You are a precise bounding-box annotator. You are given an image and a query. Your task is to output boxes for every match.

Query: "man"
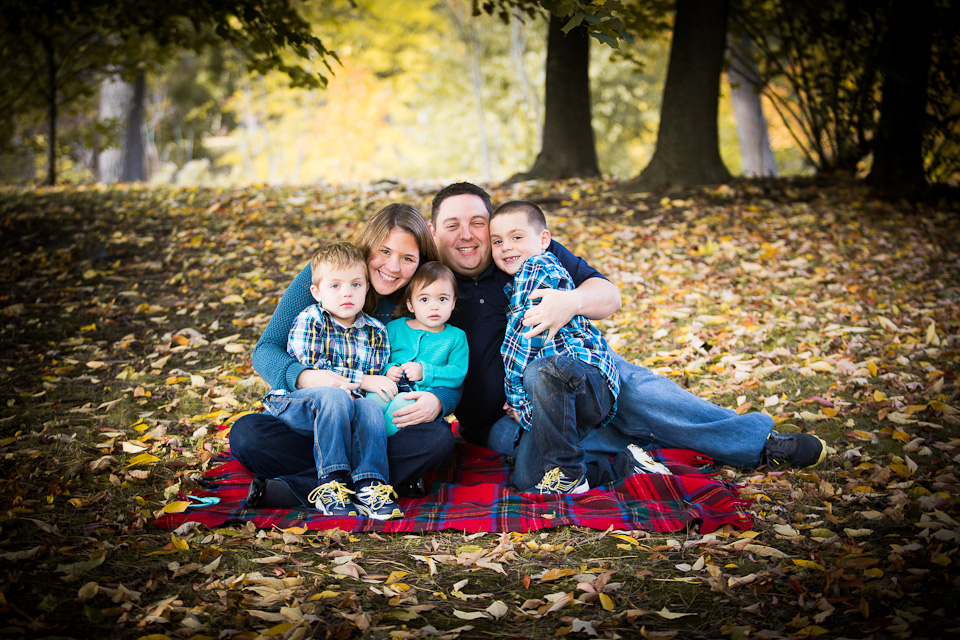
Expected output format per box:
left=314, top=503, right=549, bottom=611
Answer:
left=428, top=182, right=826, bottom=470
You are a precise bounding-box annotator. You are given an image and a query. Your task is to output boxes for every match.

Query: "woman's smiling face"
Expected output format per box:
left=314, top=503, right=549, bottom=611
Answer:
left=367, top=227, right=420, bottom=296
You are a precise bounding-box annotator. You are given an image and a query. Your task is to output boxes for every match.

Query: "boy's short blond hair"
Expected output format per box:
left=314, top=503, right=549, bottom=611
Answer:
left=310, top=242, right=367, bottom=287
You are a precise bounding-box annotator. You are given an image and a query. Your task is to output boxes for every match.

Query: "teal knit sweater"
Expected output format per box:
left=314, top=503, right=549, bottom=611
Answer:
left=385, top=319, right=469, bottom=390
left=251, top=262, right=462, bottom=415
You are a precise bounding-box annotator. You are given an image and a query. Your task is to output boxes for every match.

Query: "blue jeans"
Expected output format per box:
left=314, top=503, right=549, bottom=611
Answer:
left=230, top=410, right=455, bottom=508
left=511, top=356, right=614, bottom=492
left=489, top=354, right=774, bottom=470
left=263, top=386, right=388, bottom=484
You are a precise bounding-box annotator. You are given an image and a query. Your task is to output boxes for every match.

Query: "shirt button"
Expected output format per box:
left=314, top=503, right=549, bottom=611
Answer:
left=479, top=299, right=484, bottom=304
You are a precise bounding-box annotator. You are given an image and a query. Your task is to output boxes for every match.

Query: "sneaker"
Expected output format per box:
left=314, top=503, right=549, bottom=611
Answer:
left=307, top=480, right=357, bottom=517
left=626, top=444, right=671, bottom=475
left=533, top=467, right=589, bottom=494
left=354, top=482, right=403, bottom=520
left=761, top=431, right=827, bottom=469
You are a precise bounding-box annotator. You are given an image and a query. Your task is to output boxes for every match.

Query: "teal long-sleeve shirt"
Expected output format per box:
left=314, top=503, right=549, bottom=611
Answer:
left=385, top=318, right=469, bottom=391
left=251, top=262, right=462, bottom=415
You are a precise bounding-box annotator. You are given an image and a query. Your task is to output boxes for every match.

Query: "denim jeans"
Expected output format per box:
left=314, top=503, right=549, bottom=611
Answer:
left=510, top=356, right=614, bottom=492
left=230, top=410, right=455, bottom=508
left=263, top=386, right=388, bottom=484
left=489, top=354, right=774, bottom=471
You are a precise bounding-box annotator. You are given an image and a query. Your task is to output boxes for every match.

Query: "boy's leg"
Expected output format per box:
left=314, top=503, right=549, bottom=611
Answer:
left=510, top=356, right=613, bottom=492
left=348, top=396, right=391, bottom=485
left=579, top=354, right=774, bottom=468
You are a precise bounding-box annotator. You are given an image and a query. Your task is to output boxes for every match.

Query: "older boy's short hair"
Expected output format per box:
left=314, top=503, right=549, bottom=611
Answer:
left=310, top=242, right=367, bottom=287
left=491, top=200, right=547, bottom=232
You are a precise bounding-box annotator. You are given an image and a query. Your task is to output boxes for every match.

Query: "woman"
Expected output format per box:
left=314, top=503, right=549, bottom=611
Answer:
left=230, top=203, right=458, bottom=508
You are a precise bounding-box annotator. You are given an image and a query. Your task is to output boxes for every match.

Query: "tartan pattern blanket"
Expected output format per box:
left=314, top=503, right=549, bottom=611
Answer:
left=155, top=443, right=752, bottom=534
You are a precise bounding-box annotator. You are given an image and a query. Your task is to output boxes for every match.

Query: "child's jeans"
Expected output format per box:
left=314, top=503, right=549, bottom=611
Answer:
left=368, top=391, right=419, bottom=437
left=511, top=355, right=614, bottom=492
left=263, top=386, right=389, bottom=485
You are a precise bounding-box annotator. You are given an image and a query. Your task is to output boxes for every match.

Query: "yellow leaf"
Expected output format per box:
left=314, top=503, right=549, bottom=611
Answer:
left=540, top=568, right=577, bottom=582
left=171, top=534, right=190, bottom=551
left=864, top=568, right=884, bottom=577
left=809, top=360, right=833, bottom=372
left=874, top=390, right=887, bottom=402
left=162, top=501, right=190, bottom=514
left=220, top=294, right=245, bottom=304
left=797, top=626, right=828, bottom=637
left=925, top=321, right=939, bottom=346
left=386, top=571, right=409, bottom=584
left=80, top=323, right=97, bottom=331
left=867, top=361, right=878, bottom=377
left=599, top=593, right=615, bottom=611
left=86, top=361, right=106, bottom=369
left=737, top=530, right=761, bottom=539
left=126, top=453, right=160, bottom=467
left=610, top=534, right=639, bottom=546
left=190, top=375, right=205, bottom=387
left=792, top=559, right=826, bottom=571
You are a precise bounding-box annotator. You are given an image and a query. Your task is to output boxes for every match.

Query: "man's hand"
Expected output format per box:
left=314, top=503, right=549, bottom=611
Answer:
left=400, top=361, right=424, bottom=382
left=297, top=368, right=361, bottom=392
left=521, top=288, right=579, bottom=343
left=384, top=366, right=403, bottom=383
left=503, top=402, right=520, bottom=424
left=391, top=391, right=442, bottom=428
left=360, top=375, right=398, bottom=402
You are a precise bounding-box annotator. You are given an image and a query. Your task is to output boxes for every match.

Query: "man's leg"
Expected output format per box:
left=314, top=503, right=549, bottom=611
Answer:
left=349, top=397, right=390, bottom=485
left=580, top=354, right=774, bottom=468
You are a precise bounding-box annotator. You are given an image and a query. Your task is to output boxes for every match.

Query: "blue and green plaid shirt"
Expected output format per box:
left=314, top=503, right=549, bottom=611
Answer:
left=502, top=252, right=620, bottom=432
left=286, top=303, right=389, bottom=385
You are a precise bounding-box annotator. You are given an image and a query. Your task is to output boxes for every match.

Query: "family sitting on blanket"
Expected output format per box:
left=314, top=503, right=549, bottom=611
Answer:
left=231, top=183, right=828, bottom=516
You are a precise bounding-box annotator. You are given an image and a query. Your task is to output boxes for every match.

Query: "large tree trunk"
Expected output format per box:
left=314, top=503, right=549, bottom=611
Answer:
left=727, top=35, right=777, bottom=177
left=509, top=15, right=599, bottom=182
left=631, top=0, right=731, bottom=191
left=868, top=0, right=933, bottom=197
left=99, top=72, right=146, bottom=183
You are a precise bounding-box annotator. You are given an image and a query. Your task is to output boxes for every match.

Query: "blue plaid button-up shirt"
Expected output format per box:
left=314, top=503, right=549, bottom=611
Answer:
left=286, top=303, right=389, bottom=384
left=501, top=252, right=620, bottom=433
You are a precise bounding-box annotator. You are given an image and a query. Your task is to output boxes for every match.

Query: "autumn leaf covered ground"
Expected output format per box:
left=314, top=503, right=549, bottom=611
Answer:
left=1, top=179, right=959, bottom=640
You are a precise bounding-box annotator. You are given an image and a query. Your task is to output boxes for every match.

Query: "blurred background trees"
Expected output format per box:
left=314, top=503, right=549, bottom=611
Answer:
left=1, top=0, right=956, bottom=193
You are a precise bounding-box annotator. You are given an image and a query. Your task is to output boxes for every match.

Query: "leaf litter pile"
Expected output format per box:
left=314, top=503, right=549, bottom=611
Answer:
left=0, top=180, right=958, bottom=640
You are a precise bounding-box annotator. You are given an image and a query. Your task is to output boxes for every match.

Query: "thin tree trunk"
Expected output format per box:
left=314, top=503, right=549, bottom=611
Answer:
left=100, top=72, right=145, bottom=183
left=727, top=35, right=777, bottom=177
left=44, top=37, right=57, bottom=186
left=448, top=1, right=491, bottom=180
left=632, top=0, right=732, bottom=191
left=510, top=15, right=599, bottom=182
left=121, top=73, right=146, bottom=182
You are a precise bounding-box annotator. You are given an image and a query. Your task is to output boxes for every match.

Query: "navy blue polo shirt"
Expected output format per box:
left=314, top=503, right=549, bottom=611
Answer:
left=448, top=240, right=607, bottom=447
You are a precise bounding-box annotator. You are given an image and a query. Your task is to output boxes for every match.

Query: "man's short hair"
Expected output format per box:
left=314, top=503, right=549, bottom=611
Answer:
left=310, top=242, right=367, bottom=287
left=430, top=182, right=493, bottom=224
left=490, top=200, right=547, bottom=233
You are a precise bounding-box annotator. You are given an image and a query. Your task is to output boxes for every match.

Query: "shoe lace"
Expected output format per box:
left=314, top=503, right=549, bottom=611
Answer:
left=357, top=483, right=397, bottom=510
left=307, top=481, right=354, bottom=507
left=761, top=433, right=794, bottom=466
left=536, top=467, right=581, bottom=493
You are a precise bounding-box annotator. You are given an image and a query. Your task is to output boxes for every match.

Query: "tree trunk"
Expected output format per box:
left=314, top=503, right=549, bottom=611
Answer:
left=631, top=0, right=732, bottom=191
left=99, top=72, right=146, bottom=183
left=509, top=15, right=599, bottom=182
left=727, top=35, right=777, bottom=177
left=868, top=0, right=933, bottom=197
left=43, top=36, right=57, bottom=186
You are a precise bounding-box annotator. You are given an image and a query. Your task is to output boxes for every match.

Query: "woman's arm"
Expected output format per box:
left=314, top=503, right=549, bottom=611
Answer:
left=251, top=263, right=316, bottom=391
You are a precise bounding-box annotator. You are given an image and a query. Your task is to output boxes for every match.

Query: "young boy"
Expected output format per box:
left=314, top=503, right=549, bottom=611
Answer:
left=261, top=242, right=402, bottom=520
left=489, top=200, right=621, bottom=494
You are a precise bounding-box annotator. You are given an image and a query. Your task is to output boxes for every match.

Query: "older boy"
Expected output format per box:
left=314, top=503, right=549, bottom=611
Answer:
left=261, top=242, right=402, bottom=520
left=490, top=200, right=622, bottom=493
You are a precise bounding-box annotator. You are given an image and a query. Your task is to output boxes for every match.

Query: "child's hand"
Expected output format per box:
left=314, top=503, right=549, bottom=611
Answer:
left=297, top=368, right=361, bottom=392
left=503, top=402, right=520, bottom=424
left=400, top=362, right=423, bottom=382
left=385, top=366, right=403, bottom=382
left=361, top=375, right=398, bottom=402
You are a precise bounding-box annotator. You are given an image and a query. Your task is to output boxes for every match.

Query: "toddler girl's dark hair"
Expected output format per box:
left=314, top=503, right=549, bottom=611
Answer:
left=394, top=261, right=458, bottom=318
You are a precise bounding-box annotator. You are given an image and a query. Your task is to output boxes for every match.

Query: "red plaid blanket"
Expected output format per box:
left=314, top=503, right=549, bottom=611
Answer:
left=155, top=443, right=751, bottom=534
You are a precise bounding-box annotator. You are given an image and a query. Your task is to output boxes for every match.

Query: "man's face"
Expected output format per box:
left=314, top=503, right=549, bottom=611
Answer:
left=430, top=194, right=491, bottom=278
left=489, top=212, right=551, bottom=276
